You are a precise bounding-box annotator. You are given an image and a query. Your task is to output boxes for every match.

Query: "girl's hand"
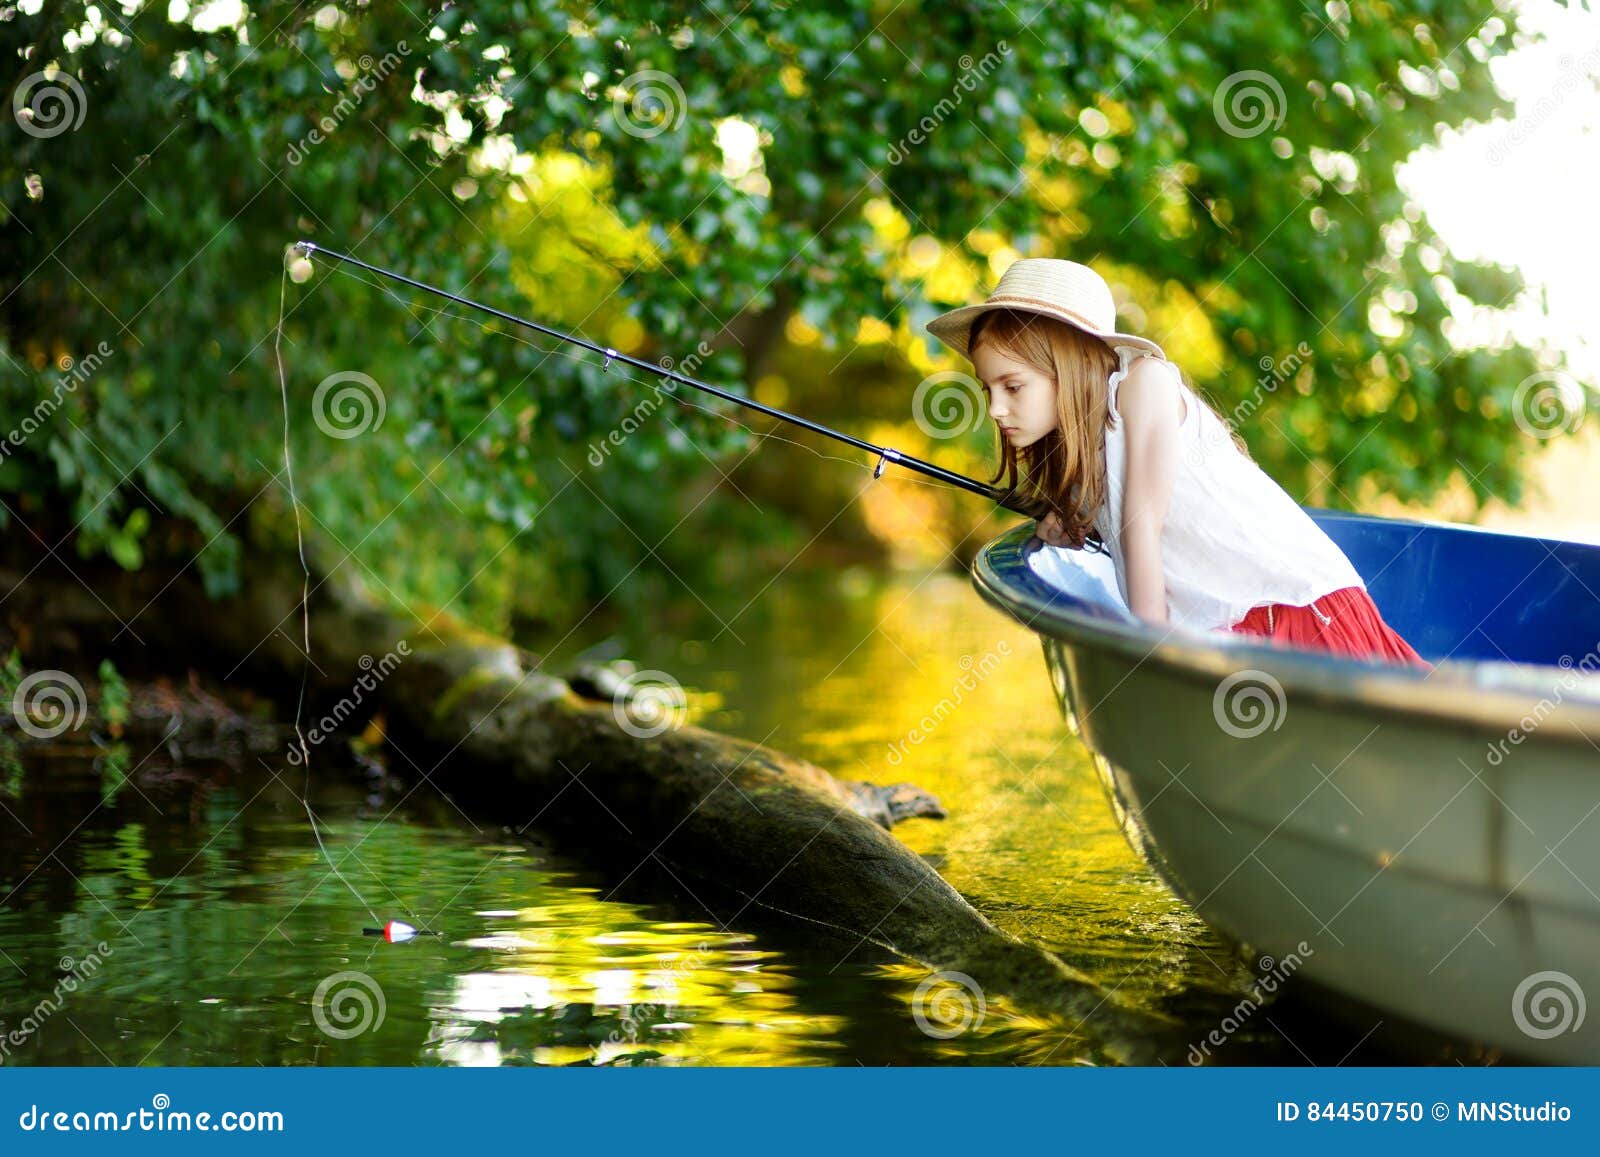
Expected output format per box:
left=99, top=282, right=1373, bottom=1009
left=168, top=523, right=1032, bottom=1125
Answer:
left=1035, top=512, right=1075, bottom=548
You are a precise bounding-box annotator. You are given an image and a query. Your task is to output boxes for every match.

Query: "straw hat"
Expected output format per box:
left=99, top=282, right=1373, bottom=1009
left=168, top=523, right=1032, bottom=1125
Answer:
left=925, top=258, right=1165, bottom=362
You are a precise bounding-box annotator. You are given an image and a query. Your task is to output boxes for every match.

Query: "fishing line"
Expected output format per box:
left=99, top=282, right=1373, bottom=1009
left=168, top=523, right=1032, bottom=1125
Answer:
left=268, top=243, right=1043, bottom=938
left=274, top=260, right=408, bottom=932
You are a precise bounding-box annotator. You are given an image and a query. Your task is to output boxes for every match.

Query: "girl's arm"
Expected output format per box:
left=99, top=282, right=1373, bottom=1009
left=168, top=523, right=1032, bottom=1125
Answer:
left=1117, top=359, right=1185, bottom=625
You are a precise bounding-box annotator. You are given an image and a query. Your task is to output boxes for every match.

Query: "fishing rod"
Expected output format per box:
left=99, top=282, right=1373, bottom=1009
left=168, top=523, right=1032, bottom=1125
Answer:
left=292, top=241, right=1052, bottom=520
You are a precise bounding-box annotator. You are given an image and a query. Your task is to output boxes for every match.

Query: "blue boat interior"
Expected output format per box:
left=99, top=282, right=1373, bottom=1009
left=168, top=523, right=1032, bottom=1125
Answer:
left=1309, top=509, right=1600, bottom=668
left=1010, top=509, right=1600, bottom=669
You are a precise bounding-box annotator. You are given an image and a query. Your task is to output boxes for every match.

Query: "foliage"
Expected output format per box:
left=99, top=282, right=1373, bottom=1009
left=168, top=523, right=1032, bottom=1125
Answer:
left=0, top=0, right=1576, bottom=633
left=96, top=657, right=128, bottom=735
left=0, top=649, right=20, bottom=794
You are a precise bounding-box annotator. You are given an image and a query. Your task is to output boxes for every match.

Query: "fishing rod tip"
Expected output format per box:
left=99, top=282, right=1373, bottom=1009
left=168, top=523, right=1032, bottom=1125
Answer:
left=292, top=239, right=318, bottom=256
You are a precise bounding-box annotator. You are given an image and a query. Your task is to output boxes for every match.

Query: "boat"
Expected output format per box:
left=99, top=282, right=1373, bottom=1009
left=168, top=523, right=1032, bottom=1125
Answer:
left=970, top=506, right=1600, bottom=1063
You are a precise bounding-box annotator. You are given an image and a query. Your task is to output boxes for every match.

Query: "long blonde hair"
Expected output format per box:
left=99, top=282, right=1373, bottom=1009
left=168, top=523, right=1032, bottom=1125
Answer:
left=972, top=308, right=1248, bottom=550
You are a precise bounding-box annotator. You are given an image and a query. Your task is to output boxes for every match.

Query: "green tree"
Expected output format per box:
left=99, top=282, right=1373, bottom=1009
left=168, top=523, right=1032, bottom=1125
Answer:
left=1, top=0, right=1574, bottom=633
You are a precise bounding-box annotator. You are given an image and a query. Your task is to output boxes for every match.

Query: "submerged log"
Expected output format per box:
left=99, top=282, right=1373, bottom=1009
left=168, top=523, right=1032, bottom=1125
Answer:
left=3, top=520, right=1186, bottom=1062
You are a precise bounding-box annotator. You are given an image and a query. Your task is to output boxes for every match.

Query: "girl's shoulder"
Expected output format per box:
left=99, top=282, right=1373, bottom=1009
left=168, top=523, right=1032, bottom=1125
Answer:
left=1107, top=345, right=1189, bottom=423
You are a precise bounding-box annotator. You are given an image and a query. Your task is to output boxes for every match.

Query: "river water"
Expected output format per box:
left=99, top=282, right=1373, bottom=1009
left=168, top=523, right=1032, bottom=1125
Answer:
left=0, top=564, right=1438, bottom=1066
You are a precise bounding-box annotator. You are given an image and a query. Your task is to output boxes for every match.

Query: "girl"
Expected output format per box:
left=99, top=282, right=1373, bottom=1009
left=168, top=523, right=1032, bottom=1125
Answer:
left=925, top=258, right=1430, bottom=668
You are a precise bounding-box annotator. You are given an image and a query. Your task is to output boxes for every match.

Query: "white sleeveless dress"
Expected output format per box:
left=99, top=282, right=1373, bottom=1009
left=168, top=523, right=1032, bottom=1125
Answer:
left=1093, top=344, right=1367, bottom=633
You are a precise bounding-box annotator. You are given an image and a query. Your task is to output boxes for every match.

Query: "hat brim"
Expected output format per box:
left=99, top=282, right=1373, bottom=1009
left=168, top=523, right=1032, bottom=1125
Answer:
left=925, top=301, right=1164, bottom=363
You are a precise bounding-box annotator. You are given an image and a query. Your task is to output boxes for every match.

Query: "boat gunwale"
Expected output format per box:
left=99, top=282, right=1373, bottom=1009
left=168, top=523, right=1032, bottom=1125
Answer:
left=970, top=515, right=1600, bottom=746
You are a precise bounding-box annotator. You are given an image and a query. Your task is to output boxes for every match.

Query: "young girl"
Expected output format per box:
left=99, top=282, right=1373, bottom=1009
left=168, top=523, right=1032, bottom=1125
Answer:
left=925, top=258, right=1430, bottom=668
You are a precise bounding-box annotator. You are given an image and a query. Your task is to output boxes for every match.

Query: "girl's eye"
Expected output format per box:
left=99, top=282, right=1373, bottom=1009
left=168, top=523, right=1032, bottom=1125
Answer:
left=1004, top=384, right=1020, bottom=394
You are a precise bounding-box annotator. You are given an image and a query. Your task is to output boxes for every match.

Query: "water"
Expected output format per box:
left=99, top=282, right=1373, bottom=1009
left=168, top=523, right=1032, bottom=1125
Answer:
left=0, top=565, right=1407, bottom=1066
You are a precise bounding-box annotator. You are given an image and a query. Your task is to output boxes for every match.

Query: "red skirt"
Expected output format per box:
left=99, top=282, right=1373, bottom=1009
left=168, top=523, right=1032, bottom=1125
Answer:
left=1218, top=585, right=1432, bottom=669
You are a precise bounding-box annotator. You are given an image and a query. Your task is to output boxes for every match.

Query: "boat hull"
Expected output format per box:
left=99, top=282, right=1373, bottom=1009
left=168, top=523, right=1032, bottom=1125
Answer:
left=973, top=510, right=1600, bottom=1063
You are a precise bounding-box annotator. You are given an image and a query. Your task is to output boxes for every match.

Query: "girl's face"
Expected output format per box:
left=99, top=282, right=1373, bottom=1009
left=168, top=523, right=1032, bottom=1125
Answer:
left=972, top=338, right=1058, bottom=449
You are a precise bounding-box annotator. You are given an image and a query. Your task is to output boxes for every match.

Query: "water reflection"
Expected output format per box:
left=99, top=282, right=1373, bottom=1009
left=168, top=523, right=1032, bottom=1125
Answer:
left=0, top=563, right=1396, bottom=1065
left=549, top=568, right=1243, bottom=1009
